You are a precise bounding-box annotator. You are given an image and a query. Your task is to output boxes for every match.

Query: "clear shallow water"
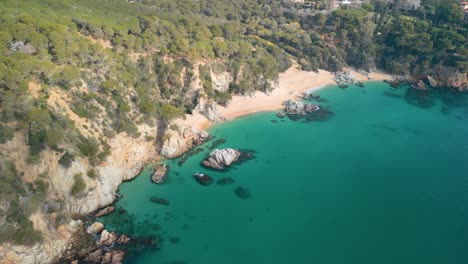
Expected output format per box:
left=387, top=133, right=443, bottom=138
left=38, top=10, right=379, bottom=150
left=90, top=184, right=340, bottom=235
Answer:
left=101, top=82, right=468, bottom=264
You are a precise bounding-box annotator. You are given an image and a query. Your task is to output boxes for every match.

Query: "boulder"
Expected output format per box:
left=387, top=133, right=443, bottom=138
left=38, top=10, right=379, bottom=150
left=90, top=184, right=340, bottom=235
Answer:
left=283, top=100, right=319, bottom=116
left=151, top=164, right=169, bottom=184
left=10, top=41, right=38, bottom=54
left=193, top=173, right=213, bottom=186
left=201, top=148, right=252, bottom=170
left=412, top=80, right=426, bottom=90
left=86, top=222, right=105, bottom=235
left=333, top=70, right=356, bottom=86
left=160, top=135, right=183, bottom=158
left=426, top=76, right=439, bottom=87
left=276, top=112, right=286, bottom=118
left=150, top=196, right=170, bottom=205
left=95, top=206, right=114, bottom=217
left=85, top=248, right=102, bottom=263
left=201, top=102, right=220, bottom=122
left=99, top=230, right=117, bottom=246
left=111, top=249, right=126, bottom=264
left=116, top=234, right=131, bottom=244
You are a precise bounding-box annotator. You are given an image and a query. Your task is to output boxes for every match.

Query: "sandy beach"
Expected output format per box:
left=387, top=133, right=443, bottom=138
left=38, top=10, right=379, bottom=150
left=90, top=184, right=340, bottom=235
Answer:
left=178, top=67, right=392, bottom=130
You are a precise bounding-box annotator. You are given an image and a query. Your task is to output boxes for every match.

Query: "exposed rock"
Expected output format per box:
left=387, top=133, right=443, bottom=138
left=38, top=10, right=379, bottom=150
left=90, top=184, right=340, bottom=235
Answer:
left=9, top=41, right=38, bottom=54
left=193, top=173, right=213, bottom=186
left=412, top=80, right=426, bottom=90
left=333, top=70, right=356, bottom=86
left=116, top=234, right=131, bottom=245
left=101, top=252, right=113, bottom=264
left=99, top=230, right=117, bottom=246
left=201, top=102, right=220, bottom=122
left=151, top=164, right=169, bottom=184
left=86, top=222, right=105, bottom=235
left=384, top=76, right=407, bottom=88
left=429, top=67, right=468, bottom=92
left=150, top=196, right=170, bottom=205
left=161, top=134, right=183, bottom=158
left=283, top=100, right=320, bottom=116
left=192, top=131, right=211, bottom=146
left=235, top=186, right=252, bottom=200
left=201, top=148, right=252, bottom=170
left=95, top=206, right=115, bottom=217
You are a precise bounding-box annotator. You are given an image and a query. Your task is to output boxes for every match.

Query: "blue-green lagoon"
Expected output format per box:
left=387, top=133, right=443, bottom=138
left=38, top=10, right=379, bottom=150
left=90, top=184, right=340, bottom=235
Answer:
left=101, top=82, right=468, bottom=263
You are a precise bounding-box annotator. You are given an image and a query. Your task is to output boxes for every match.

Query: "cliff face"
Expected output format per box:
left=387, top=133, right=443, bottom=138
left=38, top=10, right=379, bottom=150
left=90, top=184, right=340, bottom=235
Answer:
left=0, top=61, right=235, bottom=263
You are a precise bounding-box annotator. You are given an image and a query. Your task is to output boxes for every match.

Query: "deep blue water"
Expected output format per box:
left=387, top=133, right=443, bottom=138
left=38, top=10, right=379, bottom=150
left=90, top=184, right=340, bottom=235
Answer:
left=101, top=82, right=468, bottom=264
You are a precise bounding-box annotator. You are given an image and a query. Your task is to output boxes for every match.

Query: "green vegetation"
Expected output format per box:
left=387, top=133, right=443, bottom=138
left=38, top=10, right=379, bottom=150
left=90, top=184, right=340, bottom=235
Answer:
left=0, top=162, right=45, bottom=245
left=0, top=0, right=465, bottom=246
left=70, top=173, right=86, bottom=197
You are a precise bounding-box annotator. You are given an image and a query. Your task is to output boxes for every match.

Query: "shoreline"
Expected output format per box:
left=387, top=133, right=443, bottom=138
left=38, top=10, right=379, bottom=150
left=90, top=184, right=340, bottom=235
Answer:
left=179, top=67, right=392, bottom=130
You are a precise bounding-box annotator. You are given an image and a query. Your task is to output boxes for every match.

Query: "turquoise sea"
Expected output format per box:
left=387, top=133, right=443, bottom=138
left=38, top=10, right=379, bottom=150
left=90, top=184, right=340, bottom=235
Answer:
left=100, top=82, right=468, bottom=264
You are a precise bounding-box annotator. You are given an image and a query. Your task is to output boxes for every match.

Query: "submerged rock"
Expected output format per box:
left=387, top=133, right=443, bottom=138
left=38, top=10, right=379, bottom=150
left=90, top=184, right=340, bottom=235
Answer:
left=235, top=187, right=252, bottom=200
left=201, top=148, right=253, bottom=170
left=333, top=70, right=356, bottom=86
left=151, top=164, right=169, bottom=184
left=193, top=173, right=213, bottom=186
left=216, top=177, right=235, bottom=185
left=150, top=196, right=170, bottom=205
left=276, top=111, right=286, bottom=118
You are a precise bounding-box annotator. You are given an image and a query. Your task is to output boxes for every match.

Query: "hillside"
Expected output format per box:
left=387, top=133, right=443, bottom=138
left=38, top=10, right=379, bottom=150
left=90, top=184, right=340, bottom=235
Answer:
left=0, top=0, right=466, bottom=262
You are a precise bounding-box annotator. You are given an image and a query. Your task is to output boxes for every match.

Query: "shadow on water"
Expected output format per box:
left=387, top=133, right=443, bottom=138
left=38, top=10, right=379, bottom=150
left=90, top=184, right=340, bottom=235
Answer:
left=404, top=88, right=436, bottom=109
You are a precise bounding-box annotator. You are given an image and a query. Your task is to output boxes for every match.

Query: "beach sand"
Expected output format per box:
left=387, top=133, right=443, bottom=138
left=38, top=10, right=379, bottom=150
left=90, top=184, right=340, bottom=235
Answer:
left=177, top=67, right=392, bottom=130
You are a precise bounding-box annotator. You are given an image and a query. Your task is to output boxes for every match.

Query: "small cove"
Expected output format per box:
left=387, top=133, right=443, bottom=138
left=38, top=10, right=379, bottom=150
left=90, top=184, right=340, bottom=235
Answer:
left=100, top=82, right=468, bottom=264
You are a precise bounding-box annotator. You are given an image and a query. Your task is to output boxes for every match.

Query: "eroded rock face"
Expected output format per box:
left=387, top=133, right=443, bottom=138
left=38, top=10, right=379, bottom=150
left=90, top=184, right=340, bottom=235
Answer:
left=151, top=164, right=169, bottom=184
left=99, top=230, right=117, bottom=246
left=201, top=148, right=252, bottom=170
left=161, top=135, right=183, bottom=158
left=86, top=222, right=105, bottom=235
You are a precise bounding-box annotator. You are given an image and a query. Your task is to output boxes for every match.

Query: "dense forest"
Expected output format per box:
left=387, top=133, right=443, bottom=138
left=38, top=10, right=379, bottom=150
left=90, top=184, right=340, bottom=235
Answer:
left=0, top=0, right=466, bottom=245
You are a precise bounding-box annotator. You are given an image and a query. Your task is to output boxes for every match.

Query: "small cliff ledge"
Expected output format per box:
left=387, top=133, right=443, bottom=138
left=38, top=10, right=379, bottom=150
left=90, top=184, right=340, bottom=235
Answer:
left=201, top=148, right=253, bottom=170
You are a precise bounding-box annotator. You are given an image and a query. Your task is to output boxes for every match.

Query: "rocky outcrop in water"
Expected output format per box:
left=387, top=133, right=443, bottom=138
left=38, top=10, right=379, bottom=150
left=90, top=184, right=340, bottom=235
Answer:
left=193, top=173, right=213, bottom=186
left=94, top=206, right=115, bottom=217
left=333, top=70, right=356, bottom=87
left=201, top=148, right=252, bottom=170
left=151, top=164, right=169, bottom=184
left=384, top=76, right=407, bottom=88
left=412, top=80, right=426, bottom=90
left=426, top=67, right=468, bottom=92
left=283, top=100, right=320, bottom=116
